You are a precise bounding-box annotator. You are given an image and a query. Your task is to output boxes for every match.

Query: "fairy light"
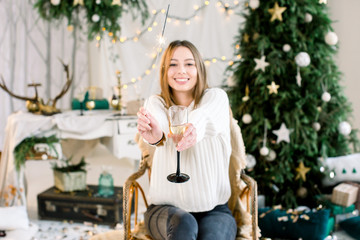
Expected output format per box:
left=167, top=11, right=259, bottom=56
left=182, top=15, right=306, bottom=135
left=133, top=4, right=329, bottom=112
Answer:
left=96, top=35, right=101, bottom=41
left=108, top=32, right=113, bottom=37
left=107, top=0, right=240, bottom=89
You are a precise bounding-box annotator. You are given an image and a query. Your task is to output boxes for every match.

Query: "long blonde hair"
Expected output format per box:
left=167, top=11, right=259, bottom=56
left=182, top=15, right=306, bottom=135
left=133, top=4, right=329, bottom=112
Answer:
left=159, top=40, right=208, bottom=108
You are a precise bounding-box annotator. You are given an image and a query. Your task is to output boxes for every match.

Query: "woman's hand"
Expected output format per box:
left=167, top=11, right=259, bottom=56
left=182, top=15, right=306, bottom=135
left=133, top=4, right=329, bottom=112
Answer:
left=169, top=123, right=197, bottom=151
left=137, top=107, right=163, bottom=144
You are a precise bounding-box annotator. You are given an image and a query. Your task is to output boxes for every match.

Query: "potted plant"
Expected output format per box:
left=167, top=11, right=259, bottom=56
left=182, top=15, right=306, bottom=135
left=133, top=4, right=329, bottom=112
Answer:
left=51, top=157, right=87, bottom=192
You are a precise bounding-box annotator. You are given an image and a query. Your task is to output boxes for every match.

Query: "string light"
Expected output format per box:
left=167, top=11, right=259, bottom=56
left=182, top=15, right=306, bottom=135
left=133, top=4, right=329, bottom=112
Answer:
left=110, top=1, right=240, bottom=88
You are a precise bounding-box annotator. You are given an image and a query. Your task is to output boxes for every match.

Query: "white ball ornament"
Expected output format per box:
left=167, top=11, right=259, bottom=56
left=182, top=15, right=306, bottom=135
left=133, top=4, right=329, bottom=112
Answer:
left=92, top=14, right=100, bottom=22
left=242, top=114, right=252, bottom=124
left=305, top=13, right=313, bottom=23
left=312, top=122, right=321, bottom=132
left=325, top=31, right=338, bottom=46
left=249, top=0, right=260, bottom=9
left=51, top=0, right=61, bottom=5
left=283, top=44, right=291, bottom=52
left=260, top=147, right=269, bottom=156
left=338, top=121, right=352, bottom=136
left=246, top=154, right=257, bottom=169
left=96, top=0, right=101, bottom=4
left=295, top=52, right=311, bottom=67
left=265, top=149, right=277, bottom=162
left=321, top=91, right=331, bottom=102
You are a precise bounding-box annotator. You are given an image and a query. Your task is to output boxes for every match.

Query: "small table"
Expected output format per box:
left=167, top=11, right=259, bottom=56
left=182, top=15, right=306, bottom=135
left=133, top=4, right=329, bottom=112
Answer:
left=37, top=185, right=127, bottom=226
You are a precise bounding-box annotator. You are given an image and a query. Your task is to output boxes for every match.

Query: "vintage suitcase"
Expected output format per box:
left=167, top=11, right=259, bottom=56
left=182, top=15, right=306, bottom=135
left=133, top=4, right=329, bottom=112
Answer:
left=37, top=185, right=130, bottom=225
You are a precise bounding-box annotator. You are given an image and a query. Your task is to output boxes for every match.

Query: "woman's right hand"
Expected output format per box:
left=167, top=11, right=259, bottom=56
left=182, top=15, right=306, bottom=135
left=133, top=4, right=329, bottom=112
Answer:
left=137, top=107, right=163, bottom=144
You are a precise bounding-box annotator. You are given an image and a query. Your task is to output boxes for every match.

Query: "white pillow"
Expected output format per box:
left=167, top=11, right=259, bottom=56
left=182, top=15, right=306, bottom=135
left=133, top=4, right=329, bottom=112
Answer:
left=0, top=206, right=29, bottom=230
left=322, top=153, right=360, bottom=187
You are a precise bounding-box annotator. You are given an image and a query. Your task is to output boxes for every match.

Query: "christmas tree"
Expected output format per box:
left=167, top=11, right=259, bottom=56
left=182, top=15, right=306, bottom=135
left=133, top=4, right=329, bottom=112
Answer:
left=226, top=0, right=359, bottom=208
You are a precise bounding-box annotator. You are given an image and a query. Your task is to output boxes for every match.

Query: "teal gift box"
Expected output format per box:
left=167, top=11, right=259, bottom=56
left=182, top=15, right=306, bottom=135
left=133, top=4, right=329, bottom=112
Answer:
left=72, top=91, right=109, bottom=110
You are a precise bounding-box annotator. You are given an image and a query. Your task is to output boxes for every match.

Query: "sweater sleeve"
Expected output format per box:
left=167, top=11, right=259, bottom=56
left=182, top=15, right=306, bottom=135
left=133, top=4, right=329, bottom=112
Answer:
left=189, top=88, right=230, bottom=144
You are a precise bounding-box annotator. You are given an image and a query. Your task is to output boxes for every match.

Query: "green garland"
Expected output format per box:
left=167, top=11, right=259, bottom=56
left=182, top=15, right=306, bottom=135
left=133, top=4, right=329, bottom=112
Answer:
left=14, top=135, right=59, bottom=171
left=33, top=0, right=149, bottom=40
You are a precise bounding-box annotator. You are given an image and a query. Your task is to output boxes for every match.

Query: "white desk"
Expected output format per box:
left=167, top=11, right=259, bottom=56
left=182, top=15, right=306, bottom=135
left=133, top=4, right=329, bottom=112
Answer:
left=0, top=110, right=140, bottom=208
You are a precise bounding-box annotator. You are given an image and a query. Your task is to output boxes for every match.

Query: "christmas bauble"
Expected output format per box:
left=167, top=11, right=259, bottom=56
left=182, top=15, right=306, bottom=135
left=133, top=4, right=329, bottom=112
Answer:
left=242, top=114, right=252, bottom=124
left=96, top=0, right=101, bottom=4
left=295, top=52, right=311, bottom=67
left=246, top=154, right=256, bottom=169
left=265, top=149, right=276, bottom=161
left=312, top=122, right=321, bottom=131
left=92, top=14, right=100, bottom=22
left=304, top=13, right=313, bottom=23
left=297, top=187, right=308, bottom=198
left=249, top=0, right=260, bottom=9
left=321, top=91, right=331, bottom=102
left=325, top=31, right=338, bottom=45
left=283, top=44, right=291, bottom=52
left=260, top=147, right=269, bottom=156
left=338, top=121, right=352, bottom=136
left=51, top=0, right=61, bottom=5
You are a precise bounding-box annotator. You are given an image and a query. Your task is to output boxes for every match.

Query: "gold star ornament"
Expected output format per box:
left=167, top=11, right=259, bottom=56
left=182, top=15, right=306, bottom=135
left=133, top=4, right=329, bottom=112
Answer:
left=268, top=2, right=287, bottom=22
left=295, top=161, right=311, bottom=181
left=267, top=81, right=279, bottom=94
left=73, top=0, right=84, bottom=6
left=111, top=0, right=122, bottom=6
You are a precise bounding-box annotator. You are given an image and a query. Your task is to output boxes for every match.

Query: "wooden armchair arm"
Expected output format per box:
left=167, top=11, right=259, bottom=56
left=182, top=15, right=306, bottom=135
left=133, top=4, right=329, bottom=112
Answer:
left=240, top=172, right=258, bottom=240
left=123, top=161, right=150, bottom=240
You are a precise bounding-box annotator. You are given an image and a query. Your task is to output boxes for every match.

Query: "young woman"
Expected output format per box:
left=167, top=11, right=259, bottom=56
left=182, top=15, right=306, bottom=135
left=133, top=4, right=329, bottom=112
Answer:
left=136, top=40, right=237, bottom=240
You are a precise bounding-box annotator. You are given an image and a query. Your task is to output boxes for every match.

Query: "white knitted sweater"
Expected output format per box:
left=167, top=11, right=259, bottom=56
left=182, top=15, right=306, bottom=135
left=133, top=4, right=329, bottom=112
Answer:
left=145, top=88, right=231, bottom=212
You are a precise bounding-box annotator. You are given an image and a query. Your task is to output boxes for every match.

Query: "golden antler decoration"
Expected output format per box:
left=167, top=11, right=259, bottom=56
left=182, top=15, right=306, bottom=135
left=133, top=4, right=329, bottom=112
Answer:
left=0, top=59, right=73, bottom=115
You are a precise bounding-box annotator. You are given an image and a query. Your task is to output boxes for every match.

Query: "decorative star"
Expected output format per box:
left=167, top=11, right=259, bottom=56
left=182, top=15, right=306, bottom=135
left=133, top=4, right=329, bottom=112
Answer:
left=268, top=2, right=287, bottom=22
left=243, top=33, right=250, bottom=43
left=272, top=123, right=293, bottom=143
left=295, top=161, right=311, bottom=181
left=296, top=71, right=302, bottom=86
left=111, top=0, right=122, bottom=6
left=73, top=0, right=84, bottom=6
left=254, top=55, right=269, bottom=72
left=319, top=0, right=327, bottom=4
left=267, top=81, right=280, bottom=94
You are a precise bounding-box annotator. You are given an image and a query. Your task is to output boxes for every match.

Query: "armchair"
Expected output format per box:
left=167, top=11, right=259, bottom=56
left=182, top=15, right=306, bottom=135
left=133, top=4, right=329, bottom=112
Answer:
left=123, top=116, right=260, bottom=240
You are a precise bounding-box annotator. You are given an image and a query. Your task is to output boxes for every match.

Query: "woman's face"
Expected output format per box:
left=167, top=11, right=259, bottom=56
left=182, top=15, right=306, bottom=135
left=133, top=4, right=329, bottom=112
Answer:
left=167, top=46, right=198, bottom=97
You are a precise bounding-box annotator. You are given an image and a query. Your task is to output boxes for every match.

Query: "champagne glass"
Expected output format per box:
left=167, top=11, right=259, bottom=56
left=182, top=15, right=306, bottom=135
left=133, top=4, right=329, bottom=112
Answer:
left=167, top=105, right=190, bottom=183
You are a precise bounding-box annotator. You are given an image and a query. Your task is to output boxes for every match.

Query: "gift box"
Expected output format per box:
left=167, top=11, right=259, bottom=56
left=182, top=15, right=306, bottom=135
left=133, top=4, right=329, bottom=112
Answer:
left=345, top=182, right=360, bottom=210
left=331, top=183, right=359, bottom=207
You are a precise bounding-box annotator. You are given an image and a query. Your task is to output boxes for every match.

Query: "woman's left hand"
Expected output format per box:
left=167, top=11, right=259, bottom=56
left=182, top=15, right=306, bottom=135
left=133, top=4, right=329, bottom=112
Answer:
left=174, top=123, right=197, bottom=151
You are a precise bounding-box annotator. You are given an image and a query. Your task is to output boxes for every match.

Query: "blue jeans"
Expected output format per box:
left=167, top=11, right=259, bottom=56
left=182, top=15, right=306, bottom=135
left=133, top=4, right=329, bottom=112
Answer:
left=144, top=203, right=237, bottom=240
